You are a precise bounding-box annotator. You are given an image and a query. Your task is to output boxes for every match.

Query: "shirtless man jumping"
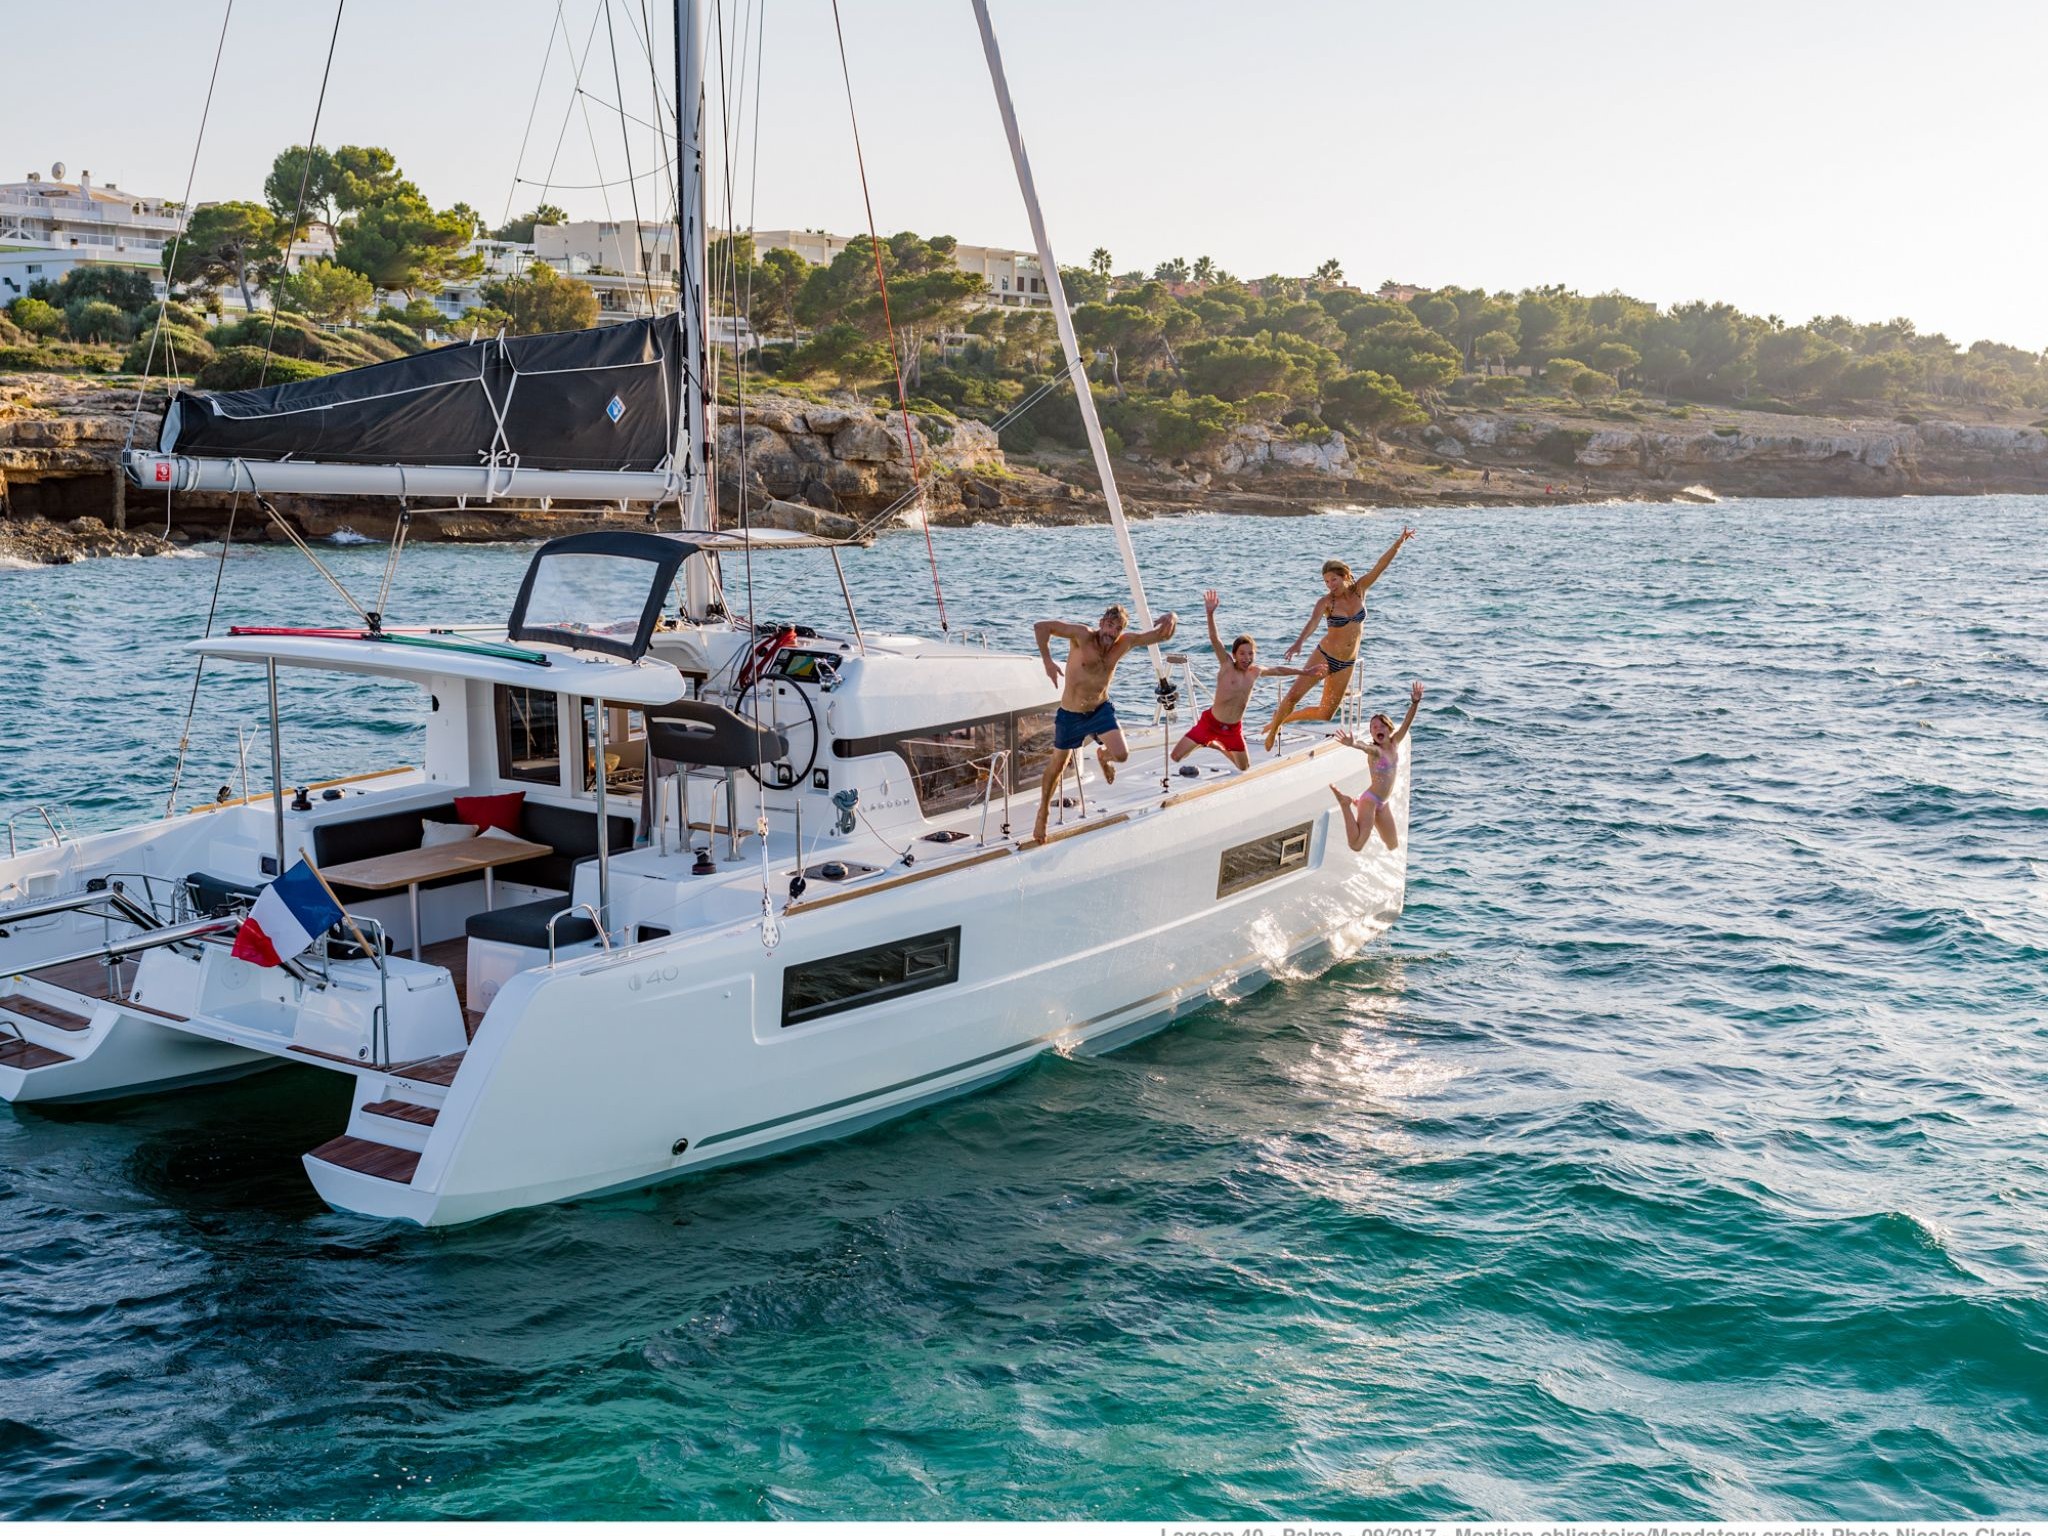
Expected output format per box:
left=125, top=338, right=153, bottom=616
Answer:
left=1033, top=602, right=1177, bottom=842
left=1171, top=590, right=1307, bottom=772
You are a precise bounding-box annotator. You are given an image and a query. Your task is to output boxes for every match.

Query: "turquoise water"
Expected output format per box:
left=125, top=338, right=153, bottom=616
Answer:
left=2, top=498, right=2045, bottom=1518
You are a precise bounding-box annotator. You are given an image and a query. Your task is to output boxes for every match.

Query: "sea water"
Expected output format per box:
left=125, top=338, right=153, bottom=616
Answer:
left=1, top=497, right=2044, bottom=1517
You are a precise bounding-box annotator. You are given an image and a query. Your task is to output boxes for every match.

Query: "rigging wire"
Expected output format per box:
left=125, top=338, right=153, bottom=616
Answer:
left=828, top=0, right=949, bottom=633
left=163, top=1, right=344, bottom=814
left=601, top=0, right=660, bottom=317
left=257, top=0, right=345, bottom=390
left=501, top=1, right=567, bottom=230
left=535, top=1, right=612, bottom=221
left=161, top=467, right=248, bottom=817
left=637, top=0, right=680, bottom=221
left=709, top=0, right=782, bottom=945
left=125, top=0, right=234, bottom=452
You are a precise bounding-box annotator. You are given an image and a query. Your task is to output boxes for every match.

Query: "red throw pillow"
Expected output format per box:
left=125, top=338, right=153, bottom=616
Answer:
left=454, top=791, right=525, bottom=834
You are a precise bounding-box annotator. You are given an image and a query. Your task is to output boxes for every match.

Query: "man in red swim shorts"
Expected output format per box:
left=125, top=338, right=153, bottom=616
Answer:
left=1172, top=590, right=1307, bottom=772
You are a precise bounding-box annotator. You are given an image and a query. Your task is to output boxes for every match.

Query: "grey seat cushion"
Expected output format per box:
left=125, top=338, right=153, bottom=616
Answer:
left=464, top=896, right=595, bottom=949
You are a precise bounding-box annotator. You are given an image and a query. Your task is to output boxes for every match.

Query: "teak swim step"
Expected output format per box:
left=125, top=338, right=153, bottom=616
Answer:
left=362, top=1098, right=440, bottom=1128
left=307, top=1134, right=422, bottom=1184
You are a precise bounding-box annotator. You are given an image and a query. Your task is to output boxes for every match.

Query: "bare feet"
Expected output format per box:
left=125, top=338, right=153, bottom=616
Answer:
left=1032, top=809, right=1049, bottom=843
left=1330, top=783, right=1351, bottom=809
left=1097, top=747, right=1116, bottom=785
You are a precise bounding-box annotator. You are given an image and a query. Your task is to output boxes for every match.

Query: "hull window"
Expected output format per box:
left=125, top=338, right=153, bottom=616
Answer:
left=781, top=927, right=962, bottom=1028
left=1217, top=821, right=1313, bottom=899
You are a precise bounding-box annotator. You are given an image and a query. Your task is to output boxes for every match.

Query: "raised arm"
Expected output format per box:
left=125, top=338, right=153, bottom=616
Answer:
left=1351, top=526, right=1416, bottom=596
left=1034, top=618, right=1089, bottom=686
left=1128, top=610, right=1178, bottom=648
left=1202, top=590, right=1229, bottom=665
left=1283, top=596, right=1330, bottom=661
left=1387, top=680, right=1425, bottom=745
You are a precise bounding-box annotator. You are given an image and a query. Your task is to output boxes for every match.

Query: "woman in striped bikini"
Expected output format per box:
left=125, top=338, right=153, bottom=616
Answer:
left=1261, top=526, right=1415, bottom=751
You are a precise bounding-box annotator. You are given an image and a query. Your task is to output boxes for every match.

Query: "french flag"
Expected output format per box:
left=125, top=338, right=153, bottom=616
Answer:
left=231, top=860, right=343, bottom=969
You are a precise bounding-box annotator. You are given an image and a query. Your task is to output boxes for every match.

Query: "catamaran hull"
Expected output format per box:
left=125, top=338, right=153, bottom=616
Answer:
left=310, top=752, right=1408, bottom=1226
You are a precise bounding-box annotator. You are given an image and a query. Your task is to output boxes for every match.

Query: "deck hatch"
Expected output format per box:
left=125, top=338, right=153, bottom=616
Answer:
left=1217, top=821, right=1314, bottom=899
left=780, top=927, right=962, bottom=1028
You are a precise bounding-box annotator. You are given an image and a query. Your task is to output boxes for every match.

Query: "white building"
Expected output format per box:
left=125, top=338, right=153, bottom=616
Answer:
left=749, top=228, right=1051, bottom=310
left=421, top=237, right=537, bottom=322
left=532, top=220, right=678, bottom=320
left=0, top=163, right=177, bottom=303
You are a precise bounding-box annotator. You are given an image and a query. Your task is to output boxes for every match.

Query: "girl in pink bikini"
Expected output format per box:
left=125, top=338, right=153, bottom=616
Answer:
left=1331, top=681, right=1424, bottom=852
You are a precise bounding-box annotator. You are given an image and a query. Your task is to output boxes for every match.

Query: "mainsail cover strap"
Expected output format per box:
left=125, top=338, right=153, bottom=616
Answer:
left=158, top=316, right=686, bottom=474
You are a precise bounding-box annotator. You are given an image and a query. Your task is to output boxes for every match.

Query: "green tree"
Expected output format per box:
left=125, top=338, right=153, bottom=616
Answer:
left=330, top=145, right=406, bottom=213
left=1074, top=299, right=1162, bottom=396
left=43, top=265, right=157, bottom=314
left=1192, top=255, right=1217, bottom=284
left=1152, top=256, right=1190, bottom=283
left=1322, top=368, right=1426, bottom=444
left=65, top=298, right=134, bottom=343
left=1569, top=368, right=1617, bottom=405
left=1312, top=257, right=1345, bottom=286
left=264, top=144, right=340, bottom=237
left=1587, top=340, right=1640, bottom=383
left=336, top=189, right=482, bottom=297
left=1182, top=333, right=1310, bottom=401
left=7, top=296, right=63, bottom=337
left=1088, top=247, right=1112, bottom=279
left=377, top=297, right=450, bottom=335
left=449, top=306, right=515, bottom=339
left=1059, top=264, right=1109, bottom=304
left=1408, top=292, right=1459, bottom=335
left=168, top=201, right=281, bottom=312
left=1142, top=390, right=1237, bottom=456
left=785, top=321, right=892, bottom=387
left=751, top=246, right=811, bottom=345
left=1543, top=356, right=1586, bottom=395
left=494, top=203, right=566, bottom=243
left=1344, top=319, right=1461, bottom=392
left=1473, top=328, right=1519, bottom=374
left=480, top=261, right=599, bottom=334
left=275, top=258, right=375, bottom=322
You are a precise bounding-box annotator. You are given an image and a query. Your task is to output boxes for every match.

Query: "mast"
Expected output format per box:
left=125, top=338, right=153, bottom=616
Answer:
left=970, top=0, right=1165, bottom=685
left=675, top=0, right=715, bottom=620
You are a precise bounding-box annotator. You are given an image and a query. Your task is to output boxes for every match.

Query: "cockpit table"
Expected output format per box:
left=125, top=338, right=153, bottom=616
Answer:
left=319, top=835, right=553, bottom=960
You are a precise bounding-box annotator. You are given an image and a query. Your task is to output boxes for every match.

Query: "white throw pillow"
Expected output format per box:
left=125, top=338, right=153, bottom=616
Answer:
left=477, top=825, right=526, bottom=843
left=421, top=819, right=480, bottom=847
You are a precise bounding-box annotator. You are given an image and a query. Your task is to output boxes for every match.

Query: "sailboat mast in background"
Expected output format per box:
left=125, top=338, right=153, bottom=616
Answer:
left=970, top=0, right=1165, bottom=685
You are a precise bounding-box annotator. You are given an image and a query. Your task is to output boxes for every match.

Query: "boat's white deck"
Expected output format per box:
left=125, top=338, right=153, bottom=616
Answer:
left=610, top=715, right=1355, bottom=930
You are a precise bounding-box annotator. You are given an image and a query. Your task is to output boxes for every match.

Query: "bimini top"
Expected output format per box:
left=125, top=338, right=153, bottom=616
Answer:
left=196, top=630, right=686, bottom=706
left=157, top=315, right=684, bottom=473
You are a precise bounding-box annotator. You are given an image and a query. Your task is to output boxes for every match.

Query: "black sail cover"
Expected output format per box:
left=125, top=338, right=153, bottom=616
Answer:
left=157, top=315, right=685, bottom=472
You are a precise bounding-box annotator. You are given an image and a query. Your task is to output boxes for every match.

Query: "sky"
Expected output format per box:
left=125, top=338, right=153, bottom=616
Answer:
left=5, top=0, right=2045, bottom=351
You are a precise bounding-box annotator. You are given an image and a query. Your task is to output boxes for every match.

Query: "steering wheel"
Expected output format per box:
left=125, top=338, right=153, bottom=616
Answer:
left=736, top=674, right=821, bottom=788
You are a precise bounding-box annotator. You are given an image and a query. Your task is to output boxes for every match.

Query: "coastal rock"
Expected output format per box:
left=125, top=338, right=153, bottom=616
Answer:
left=800, top=404, right=858, bottom=436
left=832, top=418, right=895, bottom=462
left=1202, top=423, right=1352, bottom=477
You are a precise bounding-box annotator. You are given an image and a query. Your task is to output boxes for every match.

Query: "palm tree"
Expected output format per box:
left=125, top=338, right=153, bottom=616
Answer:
left=1192, top=255, right=1216, bottom=284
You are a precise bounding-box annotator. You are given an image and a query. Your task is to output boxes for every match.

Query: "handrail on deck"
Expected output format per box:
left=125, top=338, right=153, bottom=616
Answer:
left=547, top=904, right=613, bottom=968
left=4, top=806, right=72, bottom=859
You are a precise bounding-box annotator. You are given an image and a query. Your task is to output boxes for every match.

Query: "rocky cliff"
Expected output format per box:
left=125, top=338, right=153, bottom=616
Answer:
left=5, top=372, right=2046, bottom=565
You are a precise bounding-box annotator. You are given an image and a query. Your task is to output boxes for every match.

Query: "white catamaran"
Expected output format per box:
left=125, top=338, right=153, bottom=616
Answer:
left=0, top=0, right=1412, bottom=1224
